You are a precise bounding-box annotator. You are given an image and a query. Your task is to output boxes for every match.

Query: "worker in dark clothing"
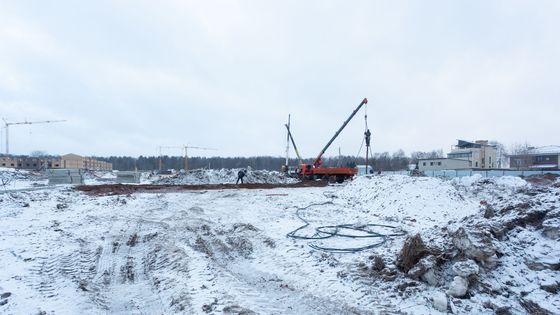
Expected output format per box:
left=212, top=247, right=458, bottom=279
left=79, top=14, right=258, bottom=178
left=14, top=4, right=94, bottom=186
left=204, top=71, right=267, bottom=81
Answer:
left=236, top=169, right=246, bottom=184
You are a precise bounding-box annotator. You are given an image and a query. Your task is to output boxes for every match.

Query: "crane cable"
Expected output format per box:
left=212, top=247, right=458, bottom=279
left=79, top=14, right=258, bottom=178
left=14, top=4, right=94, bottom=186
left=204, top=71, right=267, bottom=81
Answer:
left=355, top=102, right=370, bottom=157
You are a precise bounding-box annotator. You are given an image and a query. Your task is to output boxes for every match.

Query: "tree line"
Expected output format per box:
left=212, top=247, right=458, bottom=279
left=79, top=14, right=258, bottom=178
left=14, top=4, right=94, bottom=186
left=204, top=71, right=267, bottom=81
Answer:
left=95, top=150, right=429, bottom=171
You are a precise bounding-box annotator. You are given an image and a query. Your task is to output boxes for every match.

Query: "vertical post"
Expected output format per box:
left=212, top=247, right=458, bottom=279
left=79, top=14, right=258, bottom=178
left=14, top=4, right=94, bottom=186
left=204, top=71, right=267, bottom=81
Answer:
left=285, top=114, right=290, bottom=171
left=184, top=146, right=189, bottom=172
left=158, top=147, right=162, bottom=171
left=365, top=146, right=368, bottom=175
left=5, top=123, right=9, bottom=155
left=364, top=129, right=371, bottom=175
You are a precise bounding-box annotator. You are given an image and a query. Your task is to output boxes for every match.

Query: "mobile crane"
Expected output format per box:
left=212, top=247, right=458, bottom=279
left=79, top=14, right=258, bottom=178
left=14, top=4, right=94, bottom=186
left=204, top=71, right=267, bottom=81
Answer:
left=297, top=97, right=368, bottom=183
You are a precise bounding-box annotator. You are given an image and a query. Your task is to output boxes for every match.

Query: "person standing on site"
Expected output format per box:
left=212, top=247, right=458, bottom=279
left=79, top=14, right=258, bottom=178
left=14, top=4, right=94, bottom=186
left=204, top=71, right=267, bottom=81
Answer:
left=236, top=169, right=246, bottom=184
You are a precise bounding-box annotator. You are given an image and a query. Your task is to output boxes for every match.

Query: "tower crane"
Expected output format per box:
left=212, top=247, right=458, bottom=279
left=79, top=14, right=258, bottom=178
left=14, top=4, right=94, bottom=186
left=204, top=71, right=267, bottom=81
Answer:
left=2, top=119, right=67, bottom=155
left=182, top=145, right=216, bottom=172
left=158, top=145, right=216, bottom=171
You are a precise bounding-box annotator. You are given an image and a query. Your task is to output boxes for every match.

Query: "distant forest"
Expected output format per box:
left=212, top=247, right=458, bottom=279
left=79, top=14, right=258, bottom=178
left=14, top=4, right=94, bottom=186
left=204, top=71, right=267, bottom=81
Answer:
left=95, top=150, right=443, bottom=171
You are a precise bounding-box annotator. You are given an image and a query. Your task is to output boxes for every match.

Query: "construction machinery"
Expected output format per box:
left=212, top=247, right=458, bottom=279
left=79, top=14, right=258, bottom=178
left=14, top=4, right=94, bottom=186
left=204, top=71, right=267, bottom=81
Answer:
left=2, top=119, right=66, bottom=155
left=285, top=123, right=303, bottom=166
left=157, top=145, right=216, bottom=171
left=292, top=97, right=369, bottom=183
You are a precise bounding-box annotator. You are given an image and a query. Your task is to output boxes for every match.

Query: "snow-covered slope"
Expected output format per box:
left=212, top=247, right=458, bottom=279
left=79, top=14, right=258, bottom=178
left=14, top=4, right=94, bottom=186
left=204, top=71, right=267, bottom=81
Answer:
left=336, top=175, right=480, bottom=230
left=0, top=174, right=558, bottom=314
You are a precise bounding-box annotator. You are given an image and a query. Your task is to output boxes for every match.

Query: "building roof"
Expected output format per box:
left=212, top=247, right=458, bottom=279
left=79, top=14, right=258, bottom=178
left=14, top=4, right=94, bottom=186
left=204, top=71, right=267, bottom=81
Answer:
left=529, top=164, right=558, bottom=169
left=62, top=153, right=83, bottom=159
left=528, top=145, right=560, bottom=155
left=417, top=158, right=471, bottom=162
left=457, top=140, right=482, bottom=149
left=448, top=149, right=474, bottom=154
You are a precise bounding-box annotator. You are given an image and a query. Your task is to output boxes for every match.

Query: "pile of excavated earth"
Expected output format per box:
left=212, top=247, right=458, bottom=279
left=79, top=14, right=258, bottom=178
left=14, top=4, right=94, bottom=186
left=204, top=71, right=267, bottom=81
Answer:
left=0, top=169, right=558, bottom=314
left=154, top=168, right=298, bottom=185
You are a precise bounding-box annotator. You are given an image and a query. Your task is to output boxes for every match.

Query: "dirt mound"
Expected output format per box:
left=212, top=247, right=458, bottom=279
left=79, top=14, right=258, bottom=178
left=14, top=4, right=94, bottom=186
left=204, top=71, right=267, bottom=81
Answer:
left=524, top=173, right=560, bottom=186
left=155, top=168, right=298, bottom=185
left=76, top=181, right=326, bottom=196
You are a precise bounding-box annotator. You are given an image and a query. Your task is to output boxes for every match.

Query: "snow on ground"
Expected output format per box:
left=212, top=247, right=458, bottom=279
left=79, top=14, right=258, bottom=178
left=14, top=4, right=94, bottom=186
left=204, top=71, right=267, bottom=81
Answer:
left=0, top=167, right=48, bottom=190
left=154, top=168, right=298, bottom=185
left=0, top=173, right=559, bottom=314
left=336, top=175, right=480, bottom=232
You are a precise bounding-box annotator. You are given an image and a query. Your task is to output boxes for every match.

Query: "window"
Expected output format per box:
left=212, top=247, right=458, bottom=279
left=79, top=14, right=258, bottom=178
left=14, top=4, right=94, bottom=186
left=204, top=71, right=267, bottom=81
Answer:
left=438, top=162, right=442, bottom=166
left=475, top=161, right=478, bottom=167
left=448, top=152, right=472, bottom=159
left=423, top=162, right=426, bottom=166
left=535, top=156, right=552, bottom=163
left=430, top=162, right=434, bottom=166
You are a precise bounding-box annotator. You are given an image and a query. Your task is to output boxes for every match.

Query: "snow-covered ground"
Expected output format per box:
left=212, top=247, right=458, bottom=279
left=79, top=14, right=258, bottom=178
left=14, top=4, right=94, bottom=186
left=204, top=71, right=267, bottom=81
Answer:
left=0, top=172, right=558, bottom=314
left=153, top=168, right=298, bottom=185
left=0, top=167, right=48, bottom=190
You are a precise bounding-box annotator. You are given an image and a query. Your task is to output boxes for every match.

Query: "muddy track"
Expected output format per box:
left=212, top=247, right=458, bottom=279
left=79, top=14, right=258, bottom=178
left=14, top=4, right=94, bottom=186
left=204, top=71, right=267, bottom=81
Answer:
left=75, top=181, right=328, bottom=196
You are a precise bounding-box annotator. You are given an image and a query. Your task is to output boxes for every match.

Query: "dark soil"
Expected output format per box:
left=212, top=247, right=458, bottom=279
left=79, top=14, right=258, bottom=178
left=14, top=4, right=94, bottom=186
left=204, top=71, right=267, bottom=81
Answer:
left=396, top=234, right=427, bottom=273
left=75, top=181, right=327, bottom=196
left=524, top=174, right=560, bottom=186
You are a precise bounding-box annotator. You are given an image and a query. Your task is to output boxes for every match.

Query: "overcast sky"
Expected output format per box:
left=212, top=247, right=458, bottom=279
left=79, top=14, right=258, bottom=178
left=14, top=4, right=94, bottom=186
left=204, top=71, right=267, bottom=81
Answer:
left=1, top=1, right=558, bottom=158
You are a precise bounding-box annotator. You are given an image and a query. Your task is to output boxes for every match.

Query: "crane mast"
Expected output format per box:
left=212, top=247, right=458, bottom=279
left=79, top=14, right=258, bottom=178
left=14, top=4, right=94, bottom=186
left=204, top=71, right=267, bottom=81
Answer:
left=284, top=124, right=303, bottom=166
left=158, top=145, right=216, bottom=171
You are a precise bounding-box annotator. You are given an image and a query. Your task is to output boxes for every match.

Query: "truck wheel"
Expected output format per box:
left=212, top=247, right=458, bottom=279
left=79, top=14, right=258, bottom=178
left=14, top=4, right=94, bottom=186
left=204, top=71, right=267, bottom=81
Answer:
left=336, top=175, right=344, bottom=183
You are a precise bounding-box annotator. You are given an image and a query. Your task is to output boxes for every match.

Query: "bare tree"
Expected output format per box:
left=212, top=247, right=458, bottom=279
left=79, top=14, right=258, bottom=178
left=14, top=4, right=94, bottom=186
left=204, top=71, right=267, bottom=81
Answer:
left=509, top=142, right=533, bottom=170
left=489, top=141, right=508, bottom=168
left=30, top=150, right=48, bottom=157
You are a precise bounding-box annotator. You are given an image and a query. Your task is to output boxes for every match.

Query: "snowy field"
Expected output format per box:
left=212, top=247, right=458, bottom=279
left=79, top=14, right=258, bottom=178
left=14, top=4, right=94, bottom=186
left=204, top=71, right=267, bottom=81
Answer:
left=0, top=168, right=48, bottom=190
left=0, top=171, right=559, bottom=314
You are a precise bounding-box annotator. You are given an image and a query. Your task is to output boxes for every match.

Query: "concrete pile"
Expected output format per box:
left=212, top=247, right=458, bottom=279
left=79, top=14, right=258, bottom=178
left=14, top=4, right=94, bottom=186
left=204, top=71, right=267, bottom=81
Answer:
left=116, top=171, right=140, bottom=183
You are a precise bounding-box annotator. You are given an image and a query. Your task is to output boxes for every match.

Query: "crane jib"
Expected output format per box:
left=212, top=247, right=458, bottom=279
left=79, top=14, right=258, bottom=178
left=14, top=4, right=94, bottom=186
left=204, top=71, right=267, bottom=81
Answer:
left=312, top=98, right=368, bottom=167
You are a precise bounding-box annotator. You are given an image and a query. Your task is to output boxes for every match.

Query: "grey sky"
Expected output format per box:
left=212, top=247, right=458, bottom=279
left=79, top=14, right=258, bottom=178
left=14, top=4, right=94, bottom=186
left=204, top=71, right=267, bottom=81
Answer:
left=1, top=1, right=558, bottom=158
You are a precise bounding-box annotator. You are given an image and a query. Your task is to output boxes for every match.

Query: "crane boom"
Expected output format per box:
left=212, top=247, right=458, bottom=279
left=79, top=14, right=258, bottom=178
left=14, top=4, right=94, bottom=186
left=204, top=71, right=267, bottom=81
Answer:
left=284, top=124, right=303, bottom=166
left=5, top=119, right=66, bottom=126
left=312, top=98, right=368, bottom=168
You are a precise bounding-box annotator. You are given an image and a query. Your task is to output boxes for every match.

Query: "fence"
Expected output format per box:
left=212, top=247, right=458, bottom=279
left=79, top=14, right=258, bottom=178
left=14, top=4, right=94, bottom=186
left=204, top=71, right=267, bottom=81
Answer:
left=379, top=169, right=560, bottom=178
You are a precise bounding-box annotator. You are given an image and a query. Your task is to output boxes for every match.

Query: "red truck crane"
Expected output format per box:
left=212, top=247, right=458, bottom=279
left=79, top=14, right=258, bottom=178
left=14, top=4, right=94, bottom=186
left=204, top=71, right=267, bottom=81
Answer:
left=297, top=97, right=368, bottom=183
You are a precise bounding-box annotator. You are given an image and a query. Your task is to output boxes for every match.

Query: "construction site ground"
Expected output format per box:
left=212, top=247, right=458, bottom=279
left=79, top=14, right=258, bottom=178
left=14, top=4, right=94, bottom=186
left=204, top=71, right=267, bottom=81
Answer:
left=1, top=169, right=559, bottom=314
left=76, top=181, right=327, bottom=196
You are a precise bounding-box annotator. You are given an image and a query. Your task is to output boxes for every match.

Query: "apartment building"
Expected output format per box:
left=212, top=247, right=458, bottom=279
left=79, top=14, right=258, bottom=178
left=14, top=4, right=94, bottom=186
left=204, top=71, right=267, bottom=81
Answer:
left=0, top=156, right=61, bottom=170
left=61, top=153, right=112, bottom=170
left=1, top=154, right=111, bottom=171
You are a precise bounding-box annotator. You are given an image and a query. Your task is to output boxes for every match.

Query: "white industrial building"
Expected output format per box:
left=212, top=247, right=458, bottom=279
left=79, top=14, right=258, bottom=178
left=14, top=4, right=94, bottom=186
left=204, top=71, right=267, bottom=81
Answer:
left=418, top=140, right=498, bottom=172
